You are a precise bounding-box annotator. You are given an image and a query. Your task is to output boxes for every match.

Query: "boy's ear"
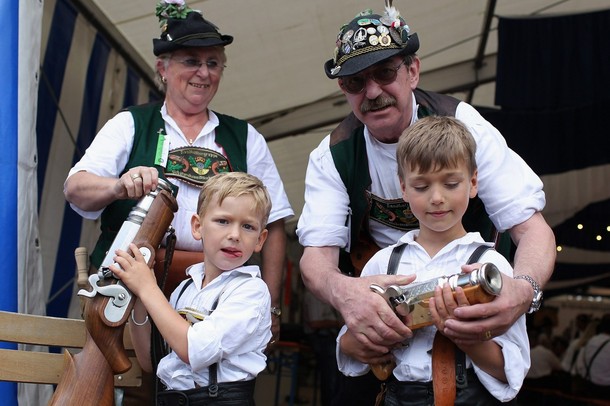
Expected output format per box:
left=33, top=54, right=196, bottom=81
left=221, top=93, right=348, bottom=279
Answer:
left=191, top=213, right=202, bottom=241
left=254, top=228, right=269, bottom=253
left=399, top=179, right=409, bottom=203
left=469, top=169, right=479, bottom=198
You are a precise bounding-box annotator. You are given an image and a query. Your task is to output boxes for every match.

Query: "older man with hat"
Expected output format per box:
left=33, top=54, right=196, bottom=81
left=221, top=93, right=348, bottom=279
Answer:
left=297, top=3, right=555, bottom=404
left=64, top=1, right=292, bottom=403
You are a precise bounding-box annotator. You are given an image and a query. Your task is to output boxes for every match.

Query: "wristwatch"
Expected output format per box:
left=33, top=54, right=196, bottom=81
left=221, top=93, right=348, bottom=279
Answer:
left=514, top=275, right=543, bottom=313
left=270, top=306, right=282, bottom=317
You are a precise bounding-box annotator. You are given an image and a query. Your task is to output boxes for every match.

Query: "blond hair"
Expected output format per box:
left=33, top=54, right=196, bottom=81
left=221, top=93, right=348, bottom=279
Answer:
left=196, top=172, right=272, bottom=227
left=397, top=116, right=477, bottom=180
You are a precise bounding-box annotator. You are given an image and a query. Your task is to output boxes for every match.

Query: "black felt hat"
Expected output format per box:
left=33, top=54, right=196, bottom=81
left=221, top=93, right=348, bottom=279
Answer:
left=153, top=10, right=233, bottom=56
left=324, top=9, right=419, bottom=78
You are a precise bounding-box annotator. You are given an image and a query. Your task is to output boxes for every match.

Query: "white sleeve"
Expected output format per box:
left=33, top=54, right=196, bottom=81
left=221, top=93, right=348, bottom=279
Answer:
left=296, top=135, right=352, bottom=248
left=65, top=111, right=136, bottom=219
left=472, top=250, right=531, bottom=401
left=456, top=103, right=546, bottom=231
left=335, top=251, right=392, bottom=376
left=188, top=277, right=272, bottom=372
left=473, top=315, right=530, bottom=402
left=335, top=325, right=371, bottom=377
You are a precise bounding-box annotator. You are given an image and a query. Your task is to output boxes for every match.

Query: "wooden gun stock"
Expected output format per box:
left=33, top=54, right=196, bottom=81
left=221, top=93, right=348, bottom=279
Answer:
left=50, top=186, right=177, bottom=406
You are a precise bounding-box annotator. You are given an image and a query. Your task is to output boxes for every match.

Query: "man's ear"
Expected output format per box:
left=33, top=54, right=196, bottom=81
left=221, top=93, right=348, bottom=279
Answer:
left=407, top=57, right=421, bottom=90
left=191, top=213, right=202, bottom=241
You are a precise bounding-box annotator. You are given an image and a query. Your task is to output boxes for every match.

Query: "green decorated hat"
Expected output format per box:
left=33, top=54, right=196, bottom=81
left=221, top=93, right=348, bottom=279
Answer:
left=153, top=0, right=233, bottom=56
left=324, top=5, right=419, bottom=78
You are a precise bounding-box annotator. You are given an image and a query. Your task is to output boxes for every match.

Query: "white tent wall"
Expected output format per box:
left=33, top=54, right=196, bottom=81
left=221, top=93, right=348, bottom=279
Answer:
left=17, top=0, right=50, bottom=404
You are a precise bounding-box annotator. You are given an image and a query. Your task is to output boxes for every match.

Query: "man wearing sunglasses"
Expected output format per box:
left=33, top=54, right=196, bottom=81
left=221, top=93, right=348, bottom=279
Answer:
left=296, top=6, right=555, bottom=404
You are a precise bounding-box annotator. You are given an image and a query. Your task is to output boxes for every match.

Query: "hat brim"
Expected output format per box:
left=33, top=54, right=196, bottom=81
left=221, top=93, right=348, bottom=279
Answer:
left=153, top=35, right=233, bottom=56
left=324, top=33, right=419, bottom=79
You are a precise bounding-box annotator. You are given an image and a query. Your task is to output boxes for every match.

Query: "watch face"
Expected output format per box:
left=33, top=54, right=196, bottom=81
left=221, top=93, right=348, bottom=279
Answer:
left=531, top=291, right=543, bottom=312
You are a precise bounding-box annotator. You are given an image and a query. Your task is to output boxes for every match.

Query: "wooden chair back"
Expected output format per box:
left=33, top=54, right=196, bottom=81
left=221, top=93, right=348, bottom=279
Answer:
left=0, top=310, right=141, bottom=387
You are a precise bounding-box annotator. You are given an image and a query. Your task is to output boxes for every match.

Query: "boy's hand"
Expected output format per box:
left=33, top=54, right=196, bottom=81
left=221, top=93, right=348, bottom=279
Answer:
left=429, top=284, right=470, bottom=337
left=109, top=243, right=157, bottom=297
left=340, top=329, right=394, bottom=365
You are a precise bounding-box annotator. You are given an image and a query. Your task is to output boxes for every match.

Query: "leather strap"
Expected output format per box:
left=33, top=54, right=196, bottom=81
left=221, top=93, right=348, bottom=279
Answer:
left=387, top=243, right=407, bottom=275
left=432, top=332, right=457, bottom=406
left=431, top=244, right=491, bottom=405
left=154, top=248, right=205, bottom=297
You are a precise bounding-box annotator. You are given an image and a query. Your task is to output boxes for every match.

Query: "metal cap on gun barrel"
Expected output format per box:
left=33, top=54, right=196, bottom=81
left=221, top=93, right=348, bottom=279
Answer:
left=451, top=263, right=502, bottom=296
left=98, top=178, right=177, bottom=279
left=128, top=178, right=176, bottom=225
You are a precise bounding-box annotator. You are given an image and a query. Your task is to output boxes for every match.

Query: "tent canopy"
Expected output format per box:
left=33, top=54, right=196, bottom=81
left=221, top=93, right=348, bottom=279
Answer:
left=48, top=0, right=610, bottom=286
left=79, top=0, right=608, bottom=135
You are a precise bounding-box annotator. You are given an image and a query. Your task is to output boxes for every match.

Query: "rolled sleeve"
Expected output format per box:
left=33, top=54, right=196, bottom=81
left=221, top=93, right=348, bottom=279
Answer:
left=297, top=136, right=351, bottom=248
left=457, top=103, right=546, bottom=232
left=473, top=318, right=530, bottom=402
left=65, top=111, right=136, bottom=220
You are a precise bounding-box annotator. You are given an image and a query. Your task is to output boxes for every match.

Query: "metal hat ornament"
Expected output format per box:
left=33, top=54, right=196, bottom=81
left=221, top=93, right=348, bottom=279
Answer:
left=324, top=0, right=419, bottom=78
left=153, top=0, right=233, bottom=56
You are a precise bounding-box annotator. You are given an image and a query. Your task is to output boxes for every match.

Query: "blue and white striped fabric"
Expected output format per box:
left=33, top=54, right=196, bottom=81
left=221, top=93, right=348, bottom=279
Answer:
left=37, top=0, right=160, bottom=324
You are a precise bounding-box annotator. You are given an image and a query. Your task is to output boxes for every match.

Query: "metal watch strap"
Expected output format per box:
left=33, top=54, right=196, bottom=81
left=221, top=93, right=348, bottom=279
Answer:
left=514, top=275, right=542, bottom=313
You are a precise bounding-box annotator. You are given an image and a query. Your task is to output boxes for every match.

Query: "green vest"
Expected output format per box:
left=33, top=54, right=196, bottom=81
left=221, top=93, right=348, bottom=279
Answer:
left=90, top=102, right=248, bottom=268
left=330, top=89, right=512, bottom=275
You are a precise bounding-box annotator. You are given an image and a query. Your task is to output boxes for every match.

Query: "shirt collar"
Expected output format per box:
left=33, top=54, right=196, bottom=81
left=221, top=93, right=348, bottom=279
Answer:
left=185, top=262, right=260, bottom=291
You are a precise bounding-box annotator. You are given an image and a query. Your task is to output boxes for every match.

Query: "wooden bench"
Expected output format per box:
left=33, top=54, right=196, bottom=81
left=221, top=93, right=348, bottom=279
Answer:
left=0, top=310, right=141, bottom=388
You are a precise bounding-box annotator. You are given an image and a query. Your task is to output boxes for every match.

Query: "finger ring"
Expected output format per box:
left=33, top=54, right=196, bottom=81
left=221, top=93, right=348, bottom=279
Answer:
left=484, top=330, right=492, bottom=340
left=270, top=339, right=276, bottom=345
left=130, top=173, right=142, bottom=180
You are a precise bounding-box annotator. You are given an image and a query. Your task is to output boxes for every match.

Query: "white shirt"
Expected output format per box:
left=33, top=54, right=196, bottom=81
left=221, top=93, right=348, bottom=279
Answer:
left=157, top=264, right=272, bottom=389
left=296, top=96, right=545, bottom=250
left=67, top=103, right=293, bottom=251
left=574, top=333, right=610, bottom=386
left=527, top=345, right=562, bottom=378
left=336, top=231, right=530, bottom=402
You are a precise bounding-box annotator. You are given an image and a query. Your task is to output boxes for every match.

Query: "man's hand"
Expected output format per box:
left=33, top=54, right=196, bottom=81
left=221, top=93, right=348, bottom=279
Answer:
left=444, top=270, right=531, bottom=344
left=300, top=246, right=414, bottom=353
left=265, top=315, right=281, bottom=352
left=336, top=273, right=415, bottom=352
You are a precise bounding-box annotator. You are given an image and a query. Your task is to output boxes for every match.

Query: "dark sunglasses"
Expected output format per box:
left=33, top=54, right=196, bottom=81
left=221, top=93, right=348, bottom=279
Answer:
left=339, top=60, right=406, bottom=94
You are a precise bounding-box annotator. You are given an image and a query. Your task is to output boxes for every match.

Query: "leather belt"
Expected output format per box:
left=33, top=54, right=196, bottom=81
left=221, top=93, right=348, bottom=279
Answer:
left=432, top=332, right=457, bottom=406
left=154, top=247, right=204, bottom=297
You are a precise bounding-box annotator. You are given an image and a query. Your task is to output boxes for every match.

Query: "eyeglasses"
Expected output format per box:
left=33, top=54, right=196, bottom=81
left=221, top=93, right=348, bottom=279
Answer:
left=339, top=60, right=406, bottom=94
left=171, top=57, right=226, bottom=74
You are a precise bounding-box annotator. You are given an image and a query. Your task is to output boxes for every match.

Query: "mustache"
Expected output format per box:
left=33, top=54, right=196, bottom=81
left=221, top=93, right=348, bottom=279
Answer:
left=360, top=95, right=397, bottom=113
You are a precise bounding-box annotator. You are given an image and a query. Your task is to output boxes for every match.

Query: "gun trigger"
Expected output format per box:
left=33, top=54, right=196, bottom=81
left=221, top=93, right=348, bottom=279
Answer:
left=78, top=275, right=131, bottom=307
